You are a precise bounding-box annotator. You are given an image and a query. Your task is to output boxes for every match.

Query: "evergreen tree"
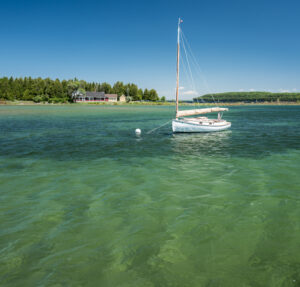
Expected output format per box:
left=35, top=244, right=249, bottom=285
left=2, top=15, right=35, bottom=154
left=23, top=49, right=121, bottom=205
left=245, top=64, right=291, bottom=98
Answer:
left=138, top=89, right=143, bottom=100
left=143, top=88, right=149, bottom=100
left=100, top=82, right=112, bottom=93
left=0, top=77, right=161, bottom=102
left=148, top=89, right=159, bottom=101
left=113, top=81, right=125, bottom=96
left=126, top=83, right=139, bottom=100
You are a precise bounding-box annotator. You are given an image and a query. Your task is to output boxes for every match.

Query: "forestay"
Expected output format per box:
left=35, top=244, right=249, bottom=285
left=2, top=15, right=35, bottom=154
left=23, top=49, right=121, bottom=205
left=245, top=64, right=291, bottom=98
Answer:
left=177, top=107, right=228, bottom=118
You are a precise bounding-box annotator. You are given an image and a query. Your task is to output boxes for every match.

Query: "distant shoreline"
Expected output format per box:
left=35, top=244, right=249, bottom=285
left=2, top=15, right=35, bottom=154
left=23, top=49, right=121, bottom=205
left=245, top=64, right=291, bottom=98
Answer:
left=1, top=100, right=300, bottom=106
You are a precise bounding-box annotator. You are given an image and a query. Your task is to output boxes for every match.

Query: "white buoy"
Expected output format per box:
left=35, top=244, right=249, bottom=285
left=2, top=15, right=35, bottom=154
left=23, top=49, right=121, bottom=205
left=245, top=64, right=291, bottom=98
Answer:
left=135, top=128, right=141, bottom=135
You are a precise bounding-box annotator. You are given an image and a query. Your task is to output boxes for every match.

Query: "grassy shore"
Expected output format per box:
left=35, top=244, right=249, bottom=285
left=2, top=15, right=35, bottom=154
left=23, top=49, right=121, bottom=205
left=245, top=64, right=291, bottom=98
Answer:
left=1, top=100, right=300, bottom=106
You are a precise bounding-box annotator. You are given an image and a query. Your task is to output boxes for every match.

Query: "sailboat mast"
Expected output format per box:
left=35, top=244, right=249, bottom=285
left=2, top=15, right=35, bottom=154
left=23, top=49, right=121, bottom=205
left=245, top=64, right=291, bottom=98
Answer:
left=176, top=18, right=181, bottom=118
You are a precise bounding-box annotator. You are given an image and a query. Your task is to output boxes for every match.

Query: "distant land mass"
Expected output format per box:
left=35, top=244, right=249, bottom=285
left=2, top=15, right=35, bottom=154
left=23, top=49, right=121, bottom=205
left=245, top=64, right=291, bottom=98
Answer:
left=194, top=92, right=300, bottom=103
left=1, top=77, right=300, bottom=104
left=0, top=77, right=161, bottom=103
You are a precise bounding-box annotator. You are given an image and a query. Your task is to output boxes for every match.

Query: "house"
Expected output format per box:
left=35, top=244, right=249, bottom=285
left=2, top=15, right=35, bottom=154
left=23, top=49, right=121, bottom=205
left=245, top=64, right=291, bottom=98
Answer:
left=74, top=92, right=118, bottom=102
left=74, top=91, right=104, bottom=102
left=104, top=94, right=118, bottom=102
left=119, top=95, right=126, bottom=102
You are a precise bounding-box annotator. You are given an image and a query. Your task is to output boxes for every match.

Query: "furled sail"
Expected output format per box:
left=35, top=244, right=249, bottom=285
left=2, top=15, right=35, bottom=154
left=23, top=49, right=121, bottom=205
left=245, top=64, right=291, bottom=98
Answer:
left=177, top=107, right=228, bottom=118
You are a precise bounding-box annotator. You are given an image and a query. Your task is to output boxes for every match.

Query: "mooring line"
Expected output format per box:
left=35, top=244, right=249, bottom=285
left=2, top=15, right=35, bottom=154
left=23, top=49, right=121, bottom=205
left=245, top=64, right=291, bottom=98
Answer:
left=146, top=120, right=172, bottom=134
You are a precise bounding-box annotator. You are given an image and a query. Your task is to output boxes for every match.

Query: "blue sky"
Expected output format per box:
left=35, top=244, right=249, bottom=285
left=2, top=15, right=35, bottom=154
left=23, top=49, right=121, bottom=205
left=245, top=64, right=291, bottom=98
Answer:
left=1, top=0, right=300, bottom=99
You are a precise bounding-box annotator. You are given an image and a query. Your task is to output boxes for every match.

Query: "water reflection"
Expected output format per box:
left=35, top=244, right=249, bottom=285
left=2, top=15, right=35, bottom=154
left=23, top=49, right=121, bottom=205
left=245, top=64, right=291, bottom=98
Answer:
left=171, top=131, right=232, bottom=156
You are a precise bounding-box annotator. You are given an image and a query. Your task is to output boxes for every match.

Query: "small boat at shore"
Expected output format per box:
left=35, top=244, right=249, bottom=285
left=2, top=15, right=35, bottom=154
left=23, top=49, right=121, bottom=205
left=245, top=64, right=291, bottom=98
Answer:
left=172, top=18, right=231, bottom=133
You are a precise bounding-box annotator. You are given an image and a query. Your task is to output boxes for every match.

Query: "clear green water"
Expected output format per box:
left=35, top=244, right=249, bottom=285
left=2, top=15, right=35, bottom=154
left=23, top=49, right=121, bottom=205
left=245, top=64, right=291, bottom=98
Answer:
left=1, top=105, right=300, bottom=287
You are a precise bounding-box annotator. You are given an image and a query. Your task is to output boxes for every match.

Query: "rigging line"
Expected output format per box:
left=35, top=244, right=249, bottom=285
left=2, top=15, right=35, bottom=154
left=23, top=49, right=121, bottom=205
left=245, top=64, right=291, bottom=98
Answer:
left=180, top=30, right=211, bottom=90
left=180, top=32, right=198, bottom=98
left=179, top=45, right=201, bottom=103
left=180, top=32, right=205, bottom=104
left=180, top=30, right=216, bottom=104
left=182, top=49, right=215, bottom=105
left=146, top=120, right=172, bottom=134
left=180, top=50, right=205, bottom=105
left=180, top=53, right=195, bottom=94
left=178, top=27, right=204, bottom=105
left=182, top=40, right=216, bottom=105
left=180, top=49, right=203, bottom=106
left=180, top=52, right=204, bottom=105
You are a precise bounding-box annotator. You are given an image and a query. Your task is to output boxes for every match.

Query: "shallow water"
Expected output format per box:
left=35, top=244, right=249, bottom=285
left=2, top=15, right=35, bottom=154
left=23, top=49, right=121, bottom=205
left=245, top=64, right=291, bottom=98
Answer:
left=0, top=105, right=300, bottom=286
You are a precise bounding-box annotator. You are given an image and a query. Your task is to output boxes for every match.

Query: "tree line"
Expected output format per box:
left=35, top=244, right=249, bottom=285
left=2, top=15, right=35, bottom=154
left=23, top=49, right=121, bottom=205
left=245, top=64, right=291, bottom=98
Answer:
left=194, top=92, right=300, bottom=103
left=0, top=77, right=160, bottom=103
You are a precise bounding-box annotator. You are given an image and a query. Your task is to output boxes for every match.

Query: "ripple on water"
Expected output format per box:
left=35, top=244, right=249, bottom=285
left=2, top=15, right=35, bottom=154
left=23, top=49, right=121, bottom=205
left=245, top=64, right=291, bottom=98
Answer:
left=0, top=105, right=300, bottom=286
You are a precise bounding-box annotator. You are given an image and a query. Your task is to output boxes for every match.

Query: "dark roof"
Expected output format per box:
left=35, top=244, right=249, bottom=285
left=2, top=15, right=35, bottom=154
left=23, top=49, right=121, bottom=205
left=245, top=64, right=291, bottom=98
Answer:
left=74, top=91, right=118, bottom=99
left=86, top=92, right=105, bottom=97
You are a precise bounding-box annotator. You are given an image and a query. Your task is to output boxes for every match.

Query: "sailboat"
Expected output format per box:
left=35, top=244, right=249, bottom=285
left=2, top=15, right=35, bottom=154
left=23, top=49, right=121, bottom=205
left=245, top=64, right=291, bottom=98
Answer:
left=172, top=18, right=231, bottom=133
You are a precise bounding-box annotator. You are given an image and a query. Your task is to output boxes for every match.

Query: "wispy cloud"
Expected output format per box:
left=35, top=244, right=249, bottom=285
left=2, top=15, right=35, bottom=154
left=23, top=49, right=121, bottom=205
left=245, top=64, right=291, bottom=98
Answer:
left=249, top=88, right=255, bottom=92
left=183, top=90, right=198, bottom=96
left=179, top=86, right=184, bottom=90
left=279, top=88, right=290, bottom=93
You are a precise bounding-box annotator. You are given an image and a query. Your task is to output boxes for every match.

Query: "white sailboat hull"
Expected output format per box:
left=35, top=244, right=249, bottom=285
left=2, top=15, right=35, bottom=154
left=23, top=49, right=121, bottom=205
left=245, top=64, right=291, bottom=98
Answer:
left=172, top=119, right=231, bottom=133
